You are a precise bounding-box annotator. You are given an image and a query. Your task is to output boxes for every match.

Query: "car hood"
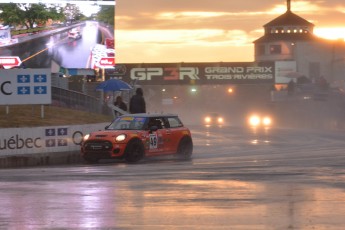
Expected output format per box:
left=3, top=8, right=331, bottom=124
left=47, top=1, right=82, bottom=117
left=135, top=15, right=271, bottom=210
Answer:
left=89, top=129, right=143, bottom=138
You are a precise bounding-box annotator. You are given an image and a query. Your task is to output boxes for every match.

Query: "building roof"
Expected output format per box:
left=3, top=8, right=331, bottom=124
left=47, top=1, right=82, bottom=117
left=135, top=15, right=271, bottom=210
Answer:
left=253, top=33, right=318, bottom=43
left=264, top=10, right=314, bottom=27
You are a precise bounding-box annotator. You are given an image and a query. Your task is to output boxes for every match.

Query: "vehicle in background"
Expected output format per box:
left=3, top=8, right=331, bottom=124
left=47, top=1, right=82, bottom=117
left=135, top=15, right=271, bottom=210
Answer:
left=81, top=113, right=193, bottom=163
left=203, top=113, right=225, bottom=126
left=247, top=113, right=273, bottom=128
left=68, top=29, right=82, bottom=40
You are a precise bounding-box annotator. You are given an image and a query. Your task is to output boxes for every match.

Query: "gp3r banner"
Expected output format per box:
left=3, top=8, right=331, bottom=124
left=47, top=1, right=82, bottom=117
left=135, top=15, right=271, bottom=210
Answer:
left=0, top=69, right=51, bottom=105
left=109, top=62, right=275, bottom=85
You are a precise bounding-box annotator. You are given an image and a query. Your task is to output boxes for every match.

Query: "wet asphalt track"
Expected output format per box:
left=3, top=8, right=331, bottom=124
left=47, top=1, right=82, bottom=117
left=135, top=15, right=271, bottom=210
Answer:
left=0, top=125, right=344, bottom=230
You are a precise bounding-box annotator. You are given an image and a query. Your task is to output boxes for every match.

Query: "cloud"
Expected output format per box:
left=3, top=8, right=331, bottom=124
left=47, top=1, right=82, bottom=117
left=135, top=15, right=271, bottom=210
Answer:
left=115, top=0, right=345, bottom=63
left=117, top=29, right=251, bottom=46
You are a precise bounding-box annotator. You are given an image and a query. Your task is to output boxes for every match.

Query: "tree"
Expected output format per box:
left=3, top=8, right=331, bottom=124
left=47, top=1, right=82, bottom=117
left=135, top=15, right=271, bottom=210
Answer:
left=22, top=3, right=50, bottom=28
left=0, top=3, right=66, bottom=29
left=0, top=3, right=52, bottom=29
left=0, top=3, right=26, bottom=27
left=64, top=3, right=83, bottom=22
left=96, top=5, right=114, bottom=25
left=46, top=6, right=65, bottom=23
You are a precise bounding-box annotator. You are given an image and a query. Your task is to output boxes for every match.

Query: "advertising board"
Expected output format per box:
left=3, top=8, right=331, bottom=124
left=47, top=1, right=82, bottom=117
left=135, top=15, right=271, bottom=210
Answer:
left=0, top=123, right=108, bottom=156
left=111, top=62, right=275, bottom=85
left=0, top=69, right=51, bottom=105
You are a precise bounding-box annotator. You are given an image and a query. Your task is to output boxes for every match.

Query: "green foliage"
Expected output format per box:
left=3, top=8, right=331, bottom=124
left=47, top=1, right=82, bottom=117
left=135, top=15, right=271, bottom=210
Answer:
left=96, top=5, right=114, bottom=25
left=0, top=3, right=85, bottom=29
left=46, top=5, right=65, bottom=22
left=0, top=3, right=25, bottom=27
left=64, top=3, right=83, bottom=22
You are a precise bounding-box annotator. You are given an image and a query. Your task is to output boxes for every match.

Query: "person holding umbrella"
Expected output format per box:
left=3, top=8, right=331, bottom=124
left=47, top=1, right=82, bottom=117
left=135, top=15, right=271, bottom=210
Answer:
left=129, top=88, right=146, bottom=114
left=95, top=79, right=133, bottom=116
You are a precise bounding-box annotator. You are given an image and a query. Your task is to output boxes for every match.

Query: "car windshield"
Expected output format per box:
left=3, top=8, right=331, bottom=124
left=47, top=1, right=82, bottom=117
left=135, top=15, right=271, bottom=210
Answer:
left=106, top=116, right=147, bottom=130
left=208, top=113, right=219, bottom=117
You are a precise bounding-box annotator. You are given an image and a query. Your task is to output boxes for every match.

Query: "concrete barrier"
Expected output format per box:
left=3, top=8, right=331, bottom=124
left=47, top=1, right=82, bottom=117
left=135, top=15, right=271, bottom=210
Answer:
left=0, top=123, right=108, bottom=168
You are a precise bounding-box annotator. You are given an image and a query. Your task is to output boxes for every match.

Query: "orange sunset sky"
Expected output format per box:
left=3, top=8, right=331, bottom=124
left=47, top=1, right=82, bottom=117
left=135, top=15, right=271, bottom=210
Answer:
left=115, top=0, right=345, bottom=63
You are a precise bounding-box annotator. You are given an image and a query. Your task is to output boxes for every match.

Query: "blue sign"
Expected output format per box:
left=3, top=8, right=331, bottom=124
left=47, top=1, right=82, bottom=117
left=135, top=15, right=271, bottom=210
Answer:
left=34, top=74, right=47, bottom=83
left=17, top=75, right=30, bottom=83
left=34, top=86, right=47, bottom=95
left=45, top=127, right=68, bottom=148
left=17, top=86, right=30, bottom=95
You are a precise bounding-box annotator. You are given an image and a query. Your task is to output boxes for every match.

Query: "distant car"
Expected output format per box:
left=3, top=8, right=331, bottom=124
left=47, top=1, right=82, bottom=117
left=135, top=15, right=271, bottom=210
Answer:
left=203, top=113, right=225, bottom=126
left=68, top=30, right=82, bottom=39
left=247, top=113, right=273, bottom=128
left=81, top=114, right=193, bottom=163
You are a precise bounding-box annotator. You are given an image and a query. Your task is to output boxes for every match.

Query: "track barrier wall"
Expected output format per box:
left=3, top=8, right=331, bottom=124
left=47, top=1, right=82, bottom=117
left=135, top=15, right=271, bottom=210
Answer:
left=0, top=123, right=108, bottom=168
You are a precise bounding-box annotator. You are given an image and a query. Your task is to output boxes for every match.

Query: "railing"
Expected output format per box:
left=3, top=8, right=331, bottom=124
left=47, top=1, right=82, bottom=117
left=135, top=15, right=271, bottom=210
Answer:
left=52, top=87, right=109, bottom=115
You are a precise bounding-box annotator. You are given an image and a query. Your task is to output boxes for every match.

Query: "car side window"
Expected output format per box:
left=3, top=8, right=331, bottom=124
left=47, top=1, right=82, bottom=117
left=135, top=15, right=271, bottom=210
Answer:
left=147, top=117, right=165, bottom=129
left=167, top=117, right=183, bottom=128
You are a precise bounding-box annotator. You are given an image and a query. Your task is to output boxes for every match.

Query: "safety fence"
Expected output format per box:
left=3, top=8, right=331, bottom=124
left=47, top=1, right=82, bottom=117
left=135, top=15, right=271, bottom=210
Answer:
left=52, top=87, right=108, bottom=115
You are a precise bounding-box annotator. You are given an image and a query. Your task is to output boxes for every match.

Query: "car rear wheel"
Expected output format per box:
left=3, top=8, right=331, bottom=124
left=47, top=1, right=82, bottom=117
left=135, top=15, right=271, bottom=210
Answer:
left=176, top=136, right=193, bottom=160
left=124, top=139, right=145, bottom=163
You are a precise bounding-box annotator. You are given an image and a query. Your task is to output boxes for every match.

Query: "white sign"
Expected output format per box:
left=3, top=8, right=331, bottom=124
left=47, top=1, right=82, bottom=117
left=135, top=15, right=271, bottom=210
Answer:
left=149, top=133, right=158, bottom=149
left=0, top=69, right=51, bottom=105
left=0, top=27, right=10, bottom=43
left=0, top=56, right=22, bottom=69
left=0, top=27, right=18, bottom=47
left=275, top=61, right=297, bottom=84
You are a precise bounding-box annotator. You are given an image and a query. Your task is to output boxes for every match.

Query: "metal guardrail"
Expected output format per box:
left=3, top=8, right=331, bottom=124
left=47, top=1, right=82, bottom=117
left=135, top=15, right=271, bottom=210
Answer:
left=52, top=87, right=108, bottom=115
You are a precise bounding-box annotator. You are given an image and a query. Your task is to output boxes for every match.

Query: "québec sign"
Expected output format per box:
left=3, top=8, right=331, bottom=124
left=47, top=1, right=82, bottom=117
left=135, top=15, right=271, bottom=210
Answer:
left=0, top=69, right=51, bottom=105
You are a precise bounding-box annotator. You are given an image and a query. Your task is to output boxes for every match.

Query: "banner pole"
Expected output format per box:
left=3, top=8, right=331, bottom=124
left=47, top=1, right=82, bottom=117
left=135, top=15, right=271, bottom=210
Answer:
left=41, top=105, right=44, bottom=118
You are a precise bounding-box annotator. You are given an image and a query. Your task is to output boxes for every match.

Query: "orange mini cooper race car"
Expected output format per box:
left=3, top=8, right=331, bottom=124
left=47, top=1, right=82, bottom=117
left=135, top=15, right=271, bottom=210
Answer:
left=81, top=113, right=193, bottom=163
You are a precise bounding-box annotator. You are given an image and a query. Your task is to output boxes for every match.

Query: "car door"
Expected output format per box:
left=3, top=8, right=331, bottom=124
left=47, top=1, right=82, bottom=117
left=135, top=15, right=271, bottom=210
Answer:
left=163, top=116, right=185, bottom=153
left=146, top=117, right=165, bottom=155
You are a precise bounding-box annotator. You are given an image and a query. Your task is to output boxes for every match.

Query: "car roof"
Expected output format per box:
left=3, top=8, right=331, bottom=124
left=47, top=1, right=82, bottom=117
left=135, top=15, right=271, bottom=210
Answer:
left=119, top=113, right=179, bottom=118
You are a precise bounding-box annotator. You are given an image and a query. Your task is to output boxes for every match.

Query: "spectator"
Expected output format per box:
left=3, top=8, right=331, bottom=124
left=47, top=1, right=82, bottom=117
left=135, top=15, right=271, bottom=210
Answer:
left=287, top=79, right=295, bottom=95
left=129, top=88, right=146, bottom=114
left=114, top=96, right=127, bottom=117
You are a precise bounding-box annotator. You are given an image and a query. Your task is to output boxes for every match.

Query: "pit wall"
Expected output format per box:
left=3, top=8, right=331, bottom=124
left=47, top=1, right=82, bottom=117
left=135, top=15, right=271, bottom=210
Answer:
left=0, top=123, right=108, bottom=168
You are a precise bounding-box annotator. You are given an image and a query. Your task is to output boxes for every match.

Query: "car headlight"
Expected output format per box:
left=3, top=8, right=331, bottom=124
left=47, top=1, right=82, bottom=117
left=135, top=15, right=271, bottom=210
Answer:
left=217, top=117, right=224, bottom=123
left=204, top=116, right=211, bottom=123
left=262, top=116, right=272, bottom=126
left=249, top=115, right=260, bottom=126
left=115, top=134, right=126, bottom=142
left=83, top=134, right=90, bottom=141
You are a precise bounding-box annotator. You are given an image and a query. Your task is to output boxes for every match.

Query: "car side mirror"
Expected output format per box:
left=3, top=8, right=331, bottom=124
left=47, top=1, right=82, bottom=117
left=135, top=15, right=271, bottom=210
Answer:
left=149, top=125, right=158, bottom=133
left=105, top=125, right=109, bottom=130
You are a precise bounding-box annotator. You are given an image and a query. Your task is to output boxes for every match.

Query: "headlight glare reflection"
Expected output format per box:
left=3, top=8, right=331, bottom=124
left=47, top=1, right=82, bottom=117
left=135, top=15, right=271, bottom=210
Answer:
left=83, top=134, right=90, bottom=141
left=115, top=134, right=126, bottom=142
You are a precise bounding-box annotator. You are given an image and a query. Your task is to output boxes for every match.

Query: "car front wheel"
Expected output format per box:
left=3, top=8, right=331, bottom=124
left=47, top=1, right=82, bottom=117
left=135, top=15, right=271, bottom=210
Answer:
left=124, top=139, right=145, bottom=163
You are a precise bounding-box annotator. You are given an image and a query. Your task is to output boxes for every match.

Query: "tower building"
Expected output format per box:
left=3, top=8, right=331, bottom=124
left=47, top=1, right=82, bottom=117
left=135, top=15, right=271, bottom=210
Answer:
left=254, top=0, right=345, bottom=87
